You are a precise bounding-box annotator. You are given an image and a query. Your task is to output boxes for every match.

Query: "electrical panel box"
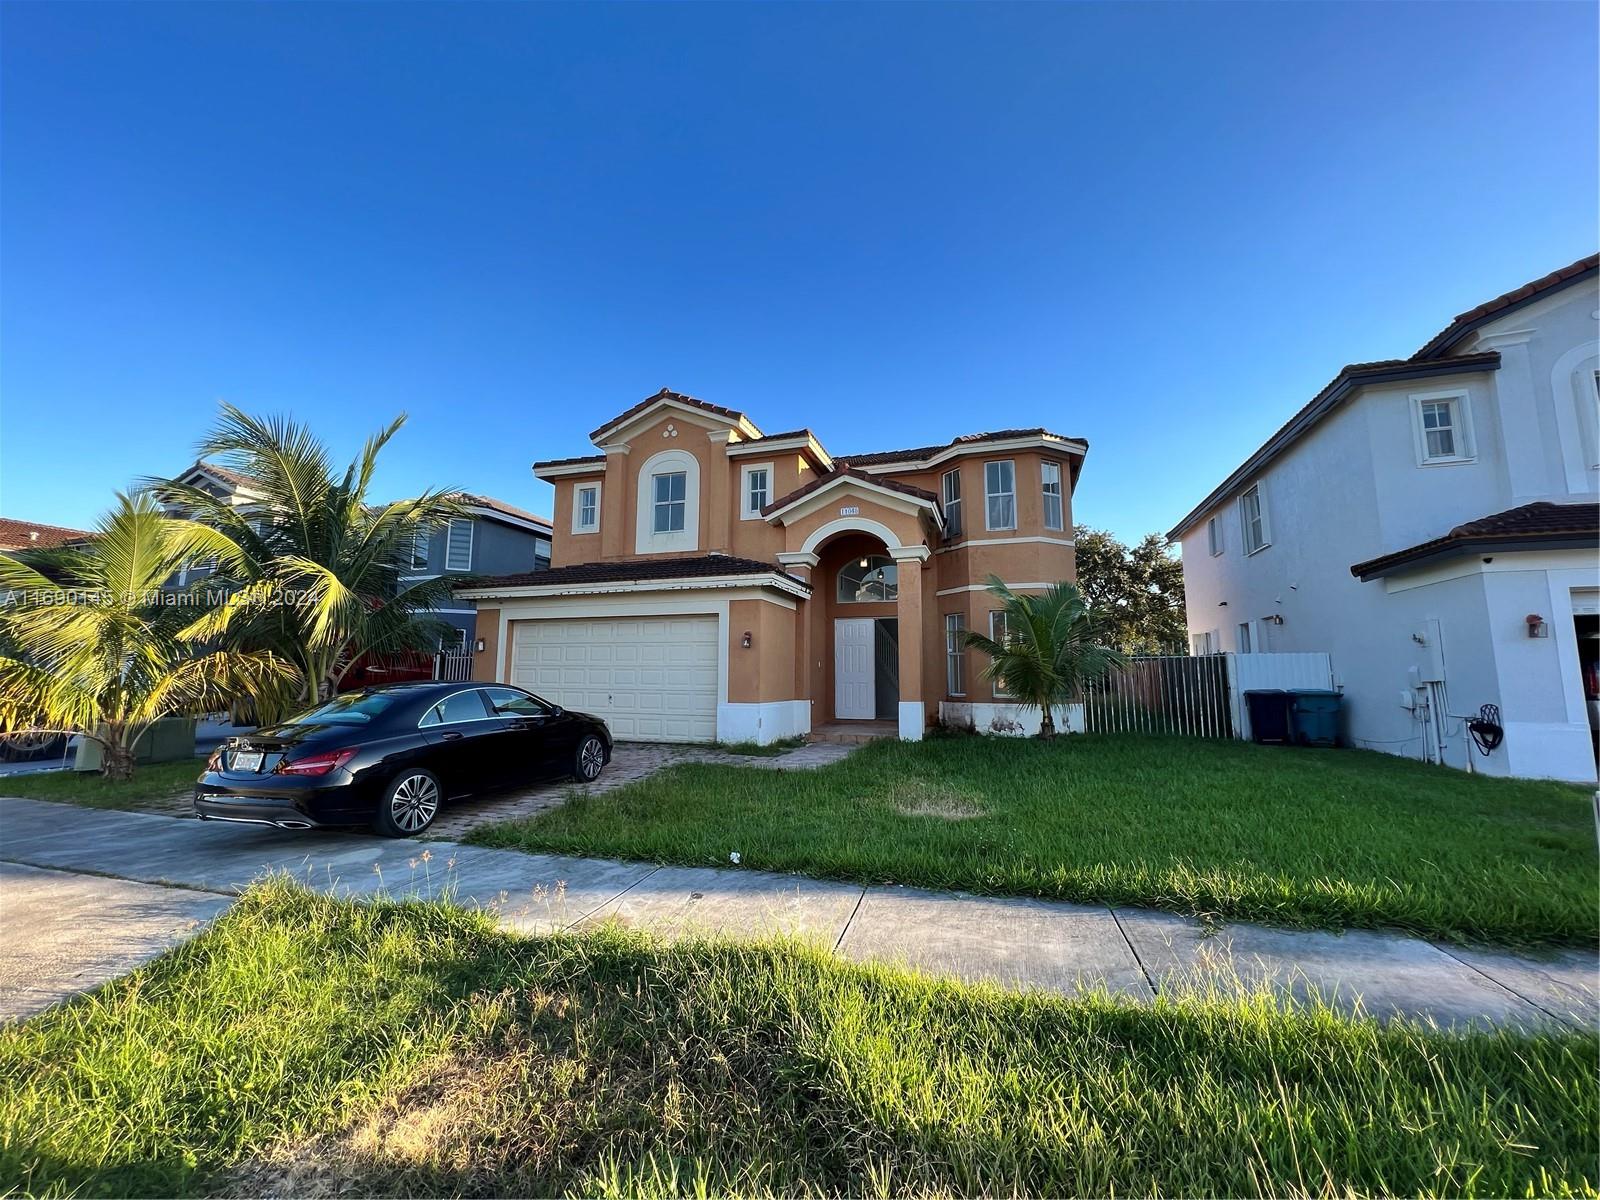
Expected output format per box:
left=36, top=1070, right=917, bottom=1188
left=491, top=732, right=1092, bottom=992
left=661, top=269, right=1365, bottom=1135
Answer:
left=1411, top=621, right=1446, bottom=683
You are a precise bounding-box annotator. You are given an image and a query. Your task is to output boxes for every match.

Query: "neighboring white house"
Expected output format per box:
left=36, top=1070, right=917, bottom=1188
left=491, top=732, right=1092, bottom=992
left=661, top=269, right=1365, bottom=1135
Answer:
left=1170, top=254, right=1600, bottom=783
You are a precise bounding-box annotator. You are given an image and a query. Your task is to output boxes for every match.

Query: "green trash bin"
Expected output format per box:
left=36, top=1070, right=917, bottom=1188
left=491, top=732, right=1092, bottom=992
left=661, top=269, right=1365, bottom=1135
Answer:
left=1288, top=690, right=1341, bottom=748
left=74, top=717, right=197, bottom=771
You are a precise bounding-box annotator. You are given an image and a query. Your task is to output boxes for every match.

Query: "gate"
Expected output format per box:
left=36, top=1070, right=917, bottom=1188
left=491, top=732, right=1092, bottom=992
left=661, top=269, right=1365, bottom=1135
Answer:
left=433, top=651, right=474, bottom=682
left=1080, top=654, right=1234, bottom=738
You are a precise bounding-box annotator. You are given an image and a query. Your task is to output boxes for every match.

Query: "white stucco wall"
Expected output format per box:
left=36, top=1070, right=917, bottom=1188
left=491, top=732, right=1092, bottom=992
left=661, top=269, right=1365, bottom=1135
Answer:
left=1177, top=274, right=1599, bottom=782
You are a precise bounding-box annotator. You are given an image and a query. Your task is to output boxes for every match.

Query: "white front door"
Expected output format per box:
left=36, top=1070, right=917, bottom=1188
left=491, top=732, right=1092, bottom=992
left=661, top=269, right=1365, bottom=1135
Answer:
left=835, top=618, right=875, bottom=719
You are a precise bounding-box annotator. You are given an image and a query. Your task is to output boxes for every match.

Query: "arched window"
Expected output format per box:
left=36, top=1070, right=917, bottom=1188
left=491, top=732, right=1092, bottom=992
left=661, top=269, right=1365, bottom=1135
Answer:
left=837, top=554, right=898, bottom=602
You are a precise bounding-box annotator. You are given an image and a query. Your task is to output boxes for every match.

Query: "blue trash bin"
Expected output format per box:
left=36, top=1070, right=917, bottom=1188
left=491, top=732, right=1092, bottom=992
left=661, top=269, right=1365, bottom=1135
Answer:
left=1288, top=690, right=1341, bottom=747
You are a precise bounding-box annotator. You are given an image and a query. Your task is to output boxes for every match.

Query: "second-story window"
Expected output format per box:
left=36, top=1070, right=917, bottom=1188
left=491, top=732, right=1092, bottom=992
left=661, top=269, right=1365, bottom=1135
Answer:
left=942, top=468, right=963, bottom=538
left=445, top=518, right=474, bottom=571
left=575, top=485, right=599, bottom=532
left=985, top=460, right=1016, bottom=531
left=741, top=464, right=771, bottom=520
left=1041, top=461, right=1063, bottom=531
left=653, top=471, right=687, bottom=533
left=1411, top=391, right=1474, bottom=465
left=1207, top=516, right=1223, bottom=557
left=1239, top=484, right=1269, bottom=555
left=410, top=527, right=429, bottom=570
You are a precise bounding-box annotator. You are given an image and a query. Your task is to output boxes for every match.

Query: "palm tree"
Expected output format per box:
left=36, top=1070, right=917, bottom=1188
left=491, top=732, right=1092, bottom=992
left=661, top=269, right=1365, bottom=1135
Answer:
left=961, top=576, right=1126, bottom=738
left=0, top=495, right=296, bottom=779
left=149, top=404, right=467, bottom=705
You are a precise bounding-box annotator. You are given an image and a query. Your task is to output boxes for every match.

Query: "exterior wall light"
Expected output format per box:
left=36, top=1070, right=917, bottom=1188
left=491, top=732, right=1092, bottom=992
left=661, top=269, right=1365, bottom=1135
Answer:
left=474, top=638, right=486, bottom=653
left=1525, top=614, right=1548, bottom=638
left=741, top=631, right=753, bottom=648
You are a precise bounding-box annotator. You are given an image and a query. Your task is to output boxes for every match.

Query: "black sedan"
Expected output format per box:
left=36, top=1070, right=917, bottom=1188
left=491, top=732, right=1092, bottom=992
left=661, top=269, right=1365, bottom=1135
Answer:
left=194, top=682, right=612, bottom=837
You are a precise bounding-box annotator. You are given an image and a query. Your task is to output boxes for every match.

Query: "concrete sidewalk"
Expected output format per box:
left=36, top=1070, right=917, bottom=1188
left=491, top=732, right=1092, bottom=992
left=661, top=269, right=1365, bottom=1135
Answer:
left=0, top=796, right=1594, bottom=1030
left=0, top=861, right=230, bottom=1021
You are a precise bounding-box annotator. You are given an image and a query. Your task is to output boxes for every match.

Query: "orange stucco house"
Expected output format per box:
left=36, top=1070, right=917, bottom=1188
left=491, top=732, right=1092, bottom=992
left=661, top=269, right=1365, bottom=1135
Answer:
left=456, top=389, right=1086, bottom=744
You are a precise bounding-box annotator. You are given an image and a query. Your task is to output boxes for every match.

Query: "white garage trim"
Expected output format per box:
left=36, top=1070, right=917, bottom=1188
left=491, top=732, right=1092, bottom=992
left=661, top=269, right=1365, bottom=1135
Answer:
left=491, top=589, right=804, bottom=745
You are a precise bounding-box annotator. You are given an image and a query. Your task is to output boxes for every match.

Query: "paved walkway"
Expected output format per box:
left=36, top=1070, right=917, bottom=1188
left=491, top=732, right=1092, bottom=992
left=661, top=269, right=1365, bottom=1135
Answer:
left=0, top=796, right=1593, bottom=1031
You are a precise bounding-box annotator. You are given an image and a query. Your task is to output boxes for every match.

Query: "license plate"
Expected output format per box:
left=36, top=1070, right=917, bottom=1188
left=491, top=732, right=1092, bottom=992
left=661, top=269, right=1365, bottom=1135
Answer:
left=231, top=751, right=264, bottom=773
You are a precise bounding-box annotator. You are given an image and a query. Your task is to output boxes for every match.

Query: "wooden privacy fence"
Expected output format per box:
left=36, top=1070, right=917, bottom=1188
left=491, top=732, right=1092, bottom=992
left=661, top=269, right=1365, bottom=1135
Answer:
left=1079, top=654, right=1234, bottom=738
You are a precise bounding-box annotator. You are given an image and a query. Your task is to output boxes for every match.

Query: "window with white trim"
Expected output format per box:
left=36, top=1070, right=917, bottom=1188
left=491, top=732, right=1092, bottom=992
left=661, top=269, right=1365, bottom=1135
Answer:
left=984, top=460, right=1016, bottom=531
left=741, top=464, right=772, bottom=520
left=1239, top=484, right=1269, bottom=555
left=1237, top=622, right=1252, bottom=653
left=445, top=518, right=474, bottom=572
left=634, top=448, right=699, bottom=553
left=1191, top=629, right=1219, bottom=656
left=945, top=612, right=966, bottom=696
left=989, top=609, right=1012, bottom=696
left=941, top=468, right=963, bottom=538
left=1410, top=390, right=1474, bottom=465
left=652, top=471, right=687, bottom=533
left=574, top=485, right=599, bottom=533
left=410, top=527, right=430, bottom=570
left=1040, top=460, right=1064, bottom=531
left=1207, top=516, right=1223, bottom=557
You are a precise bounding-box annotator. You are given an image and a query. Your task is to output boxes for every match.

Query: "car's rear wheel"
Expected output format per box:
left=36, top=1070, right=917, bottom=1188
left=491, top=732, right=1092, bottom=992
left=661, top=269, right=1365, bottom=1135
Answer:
left=574, top=734, right=606, bottom=783
left=374, top=769, right=441, bottom=837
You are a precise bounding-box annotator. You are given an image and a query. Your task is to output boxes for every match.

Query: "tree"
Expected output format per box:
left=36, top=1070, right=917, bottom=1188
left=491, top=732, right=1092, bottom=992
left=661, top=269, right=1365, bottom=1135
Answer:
left=149, top=404, right=468, bottom=706
left=1072, top=525, right=1187, bottom=654
left=0, top=495, right=295, bottom=779
left=961, top=576, right=1126, bottom=738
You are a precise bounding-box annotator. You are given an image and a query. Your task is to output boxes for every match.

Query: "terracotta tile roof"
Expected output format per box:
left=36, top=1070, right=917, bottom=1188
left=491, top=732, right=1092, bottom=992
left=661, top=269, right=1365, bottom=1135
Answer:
left=839, top=428, right=1086, bottom=467
left=1413, top=254, right=1599, bottom=360
left=457, top=554, right=806, bottom=591
left=1167, top=351, right=1503, bottom=539
left=454, top=492, right=552, bottom=529
left=761, top=467, right=939, bottom=517
left=0, top=517, right=94, bottom=551
left=1350, top=502, right=1599, bottom=580
left=589, top=388, right=753, bottom=443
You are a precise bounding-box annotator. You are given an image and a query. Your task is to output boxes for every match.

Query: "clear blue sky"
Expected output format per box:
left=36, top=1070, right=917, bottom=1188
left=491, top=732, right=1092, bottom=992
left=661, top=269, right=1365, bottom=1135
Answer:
left=3, top=1, right=1594, bottom=543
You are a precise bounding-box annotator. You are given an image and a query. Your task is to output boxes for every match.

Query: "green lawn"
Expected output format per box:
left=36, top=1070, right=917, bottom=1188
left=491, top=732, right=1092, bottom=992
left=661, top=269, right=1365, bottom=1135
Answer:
left=469, top=733, right=1599, bottom=947
left=0, top=758, right=201, bottom=808
left=0, top=881, right=1593, bottom=1199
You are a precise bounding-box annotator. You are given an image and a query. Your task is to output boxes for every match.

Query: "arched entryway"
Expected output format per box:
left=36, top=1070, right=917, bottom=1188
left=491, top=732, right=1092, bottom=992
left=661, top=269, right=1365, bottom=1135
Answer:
left=784, top=528, right=930, bottom=739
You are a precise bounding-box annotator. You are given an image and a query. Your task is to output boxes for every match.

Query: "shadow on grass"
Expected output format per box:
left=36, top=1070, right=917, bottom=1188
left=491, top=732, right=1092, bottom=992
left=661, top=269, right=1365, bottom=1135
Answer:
left=1, top=880, right=1595, bottom=1198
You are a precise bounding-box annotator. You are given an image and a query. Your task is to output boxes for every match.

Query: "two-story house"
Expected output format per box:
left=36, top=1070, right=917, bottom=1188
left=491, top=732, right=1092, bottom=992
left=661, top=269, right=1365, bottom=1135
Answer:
left=455, top=388, right=1086, bottom=745
left=168, top=462, right=554, bottom=654
left=1170, top=255, right=1600, bottom=783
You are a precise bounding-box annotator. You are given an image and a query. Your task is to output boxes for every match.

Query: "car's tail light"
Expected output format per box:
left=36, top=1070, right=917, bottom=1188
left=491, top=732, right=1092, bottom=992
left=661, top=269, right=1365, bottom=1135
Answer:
left=276, top=748, right=358, bottom=777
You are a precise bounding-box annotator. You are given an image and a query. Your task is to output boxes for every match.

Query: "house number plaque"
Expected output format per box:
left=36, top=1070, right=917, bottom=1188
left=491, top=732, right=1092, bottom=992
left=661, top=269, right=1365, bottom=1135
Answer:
left=839, top=505, right=860, bottom=516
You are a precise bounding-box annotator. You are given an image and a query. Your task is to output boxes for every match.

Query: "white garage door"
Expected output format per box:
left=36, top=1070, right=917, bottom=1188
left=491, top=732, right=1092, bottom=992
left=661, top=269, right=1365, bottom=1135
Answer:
left=510, top=616, right=719, bottom=743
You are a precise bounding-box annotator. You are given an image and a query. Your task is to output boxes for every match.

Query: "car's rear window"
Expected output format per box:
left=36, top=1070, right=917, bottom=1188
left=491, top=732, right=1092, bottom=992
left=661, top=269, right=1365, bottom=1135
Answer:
left=291, top=693, right=397, bottom=724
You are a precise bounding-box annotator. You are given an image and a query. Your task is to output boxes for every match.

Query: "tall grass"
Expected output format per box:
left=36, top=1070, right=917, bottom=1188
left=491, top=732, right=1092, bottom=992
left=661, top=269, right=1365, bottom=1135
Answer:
left=470, top=733, right=1599, bottom=946
left=0, top=880, right=1593, bottom=1198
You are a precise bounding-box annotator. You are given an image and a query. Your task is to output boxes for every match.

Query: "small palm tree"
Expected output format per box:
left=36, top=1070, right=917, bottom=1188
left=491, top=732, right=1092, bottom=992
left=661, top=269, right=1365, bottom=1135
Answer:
left=0, top=495, right=296, bottom=778
left=962, top=576, right=1126, bottom=738
left=149, top=404, right=467, bottom=705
